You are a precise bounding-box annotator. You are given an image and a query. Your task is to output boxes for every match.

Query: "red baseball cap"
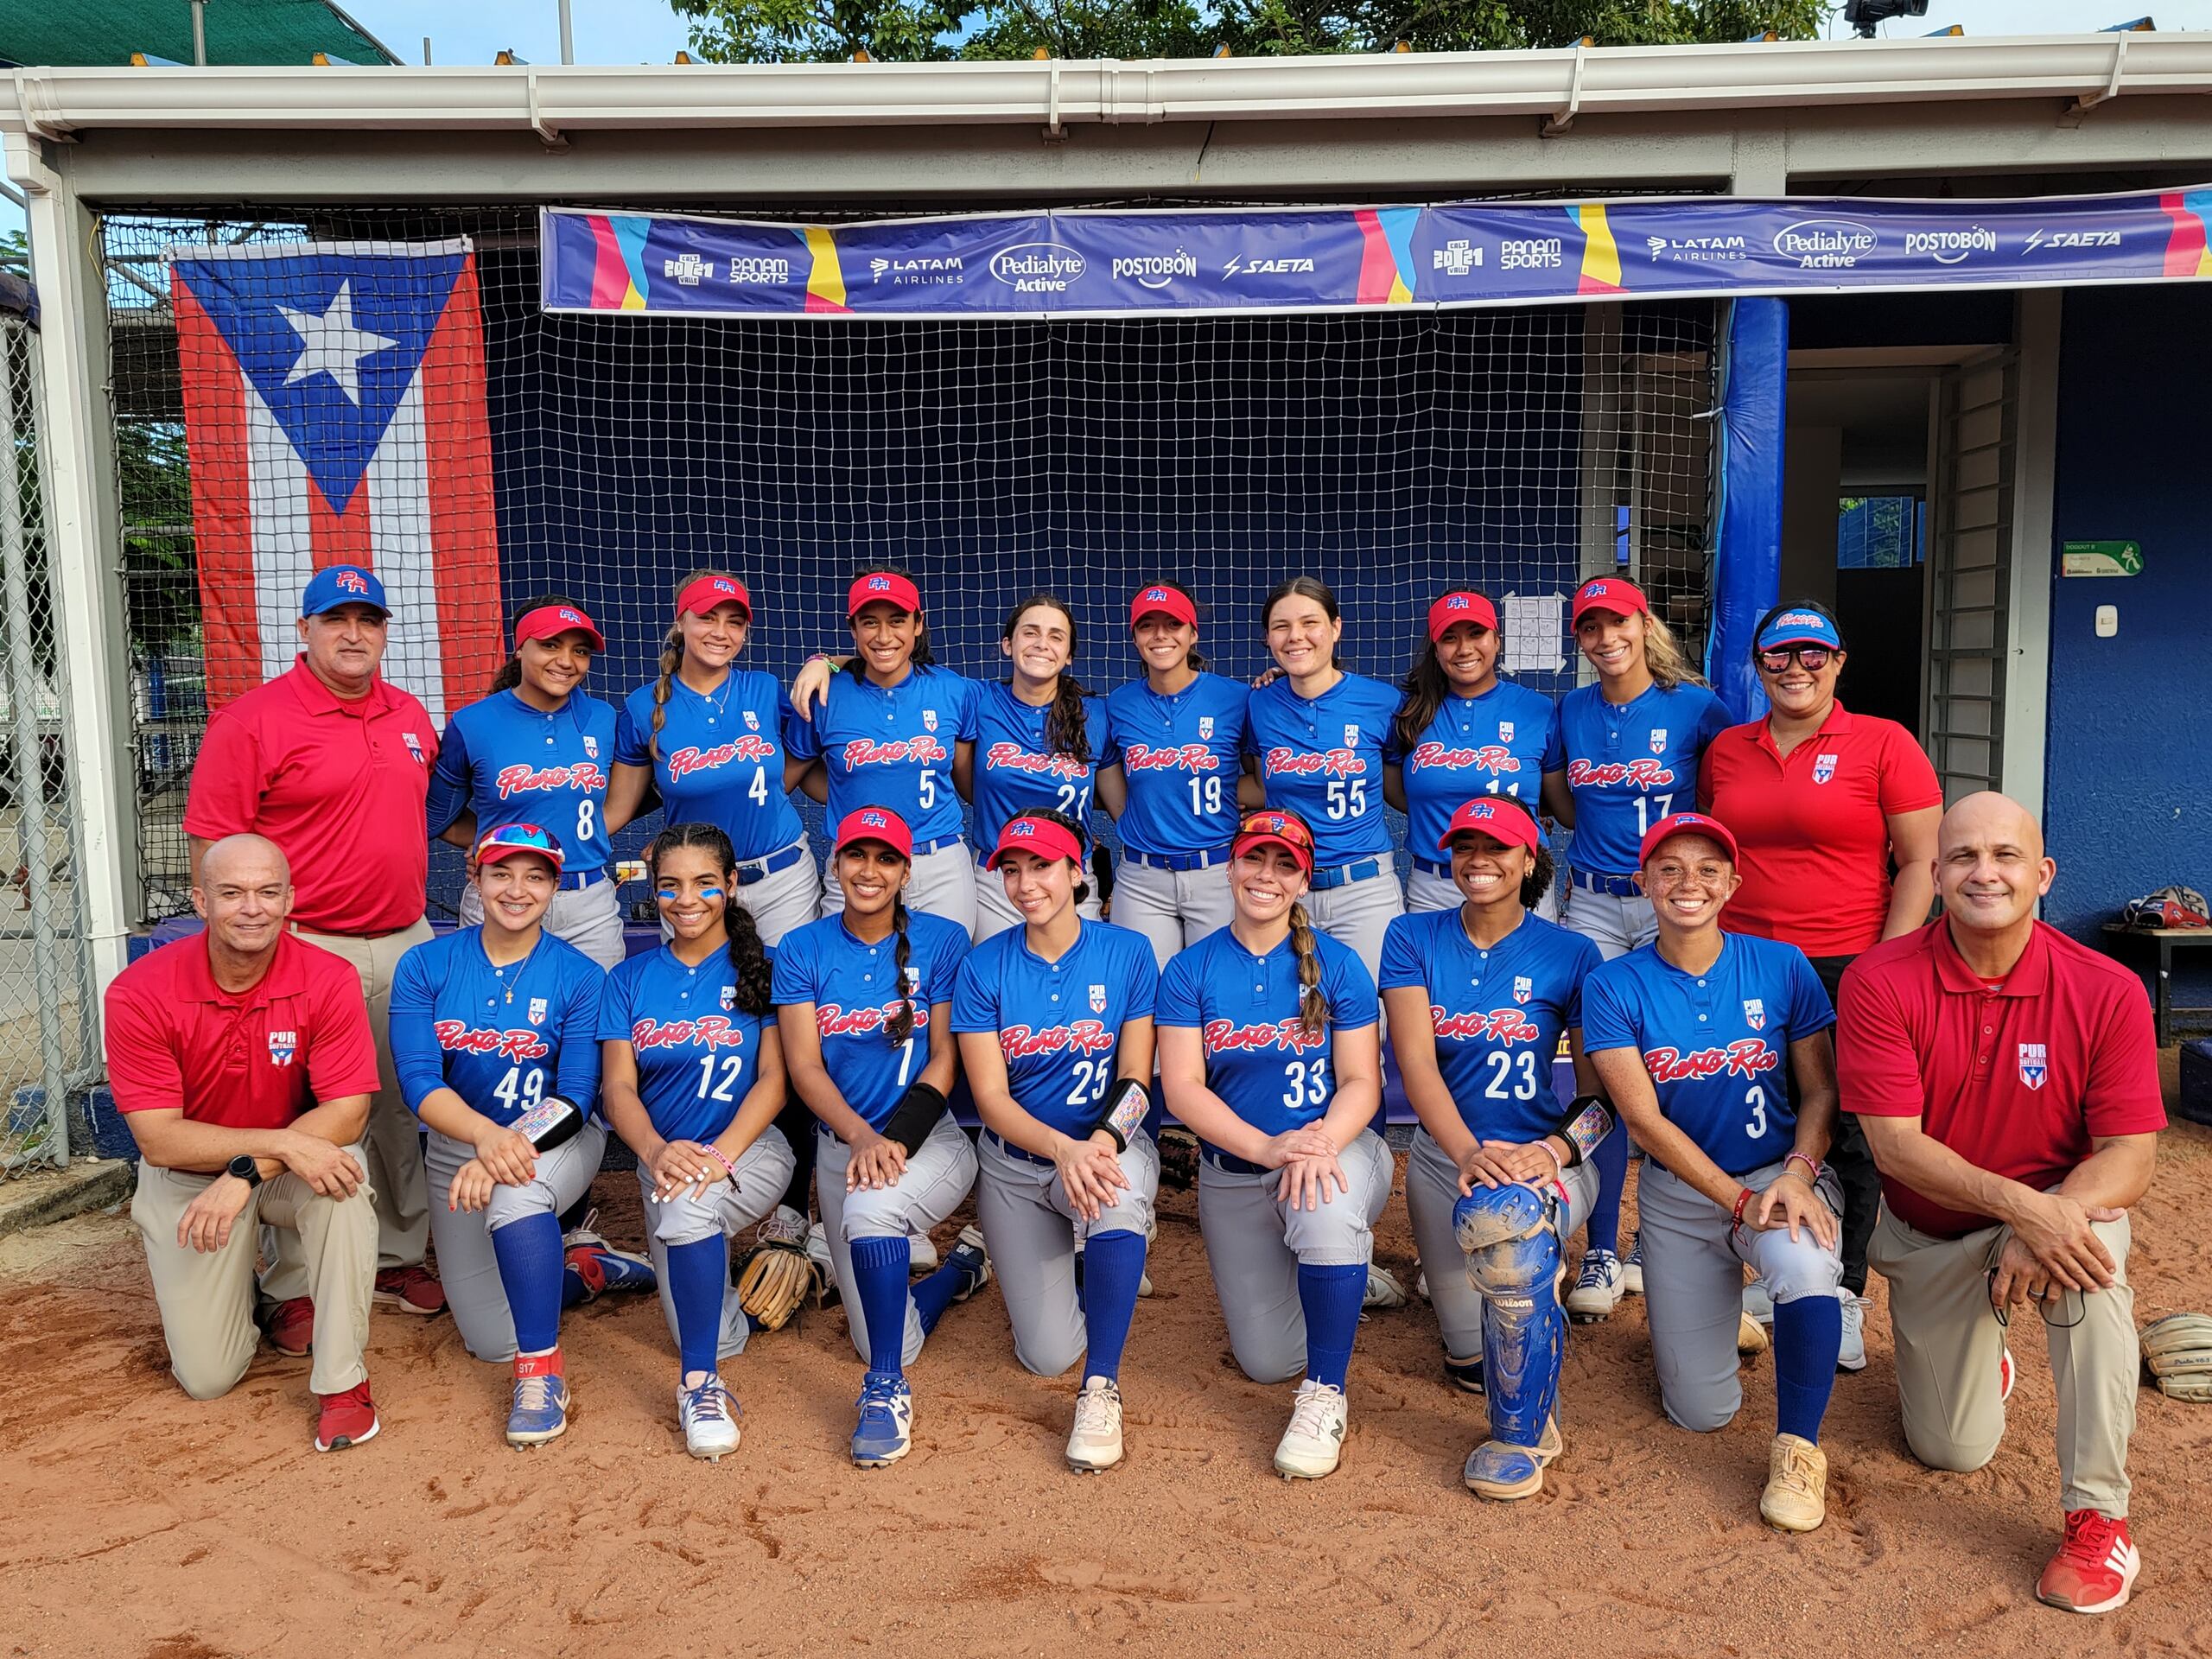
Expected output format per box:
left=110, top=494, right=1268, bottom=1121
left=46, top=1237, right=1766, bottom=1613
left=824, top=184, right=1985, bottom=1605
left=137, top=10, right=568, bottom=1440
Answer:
left=1440, top=798, right=1543, bottom=855
left=849, top=571, right=922, bottom=619
left=678, top=575, right=752, bottom=619
left=834, top=806, right=913, bottom=860
left=1230, top=809, right=1315, bottom=876
left=1427, top=590, right=1499, bottom=641
left=988, top=813, right=1085, bottom=870
left=1572, top=575, right=1649, bottom=625
left=513, top=603, right=605, bottom=652
left=1638, top=810, right=1739, bottom=868
left=1129, top=583, right=1198, bottom=631
left=474, top=822, right=566, bottom=873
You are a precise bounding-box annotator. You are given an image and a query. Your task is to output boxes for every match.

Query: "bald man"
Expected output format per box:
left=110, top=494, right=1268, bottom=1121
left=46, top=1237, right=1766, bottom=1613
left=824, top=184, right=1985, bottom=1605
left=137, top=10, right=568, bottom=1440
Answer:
left=105, top=836, right=385, bottom=1452
left=1838, top=793, right=2164, bottom=1614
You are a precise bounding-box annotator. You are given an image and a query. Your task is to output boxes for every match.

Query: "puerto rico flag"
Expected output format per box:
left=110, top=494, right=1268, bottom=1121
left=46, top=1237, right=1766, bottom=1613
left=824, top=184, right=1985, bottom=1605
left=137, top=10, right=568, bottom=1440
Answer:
left=168, top=240, right=505, bottom=718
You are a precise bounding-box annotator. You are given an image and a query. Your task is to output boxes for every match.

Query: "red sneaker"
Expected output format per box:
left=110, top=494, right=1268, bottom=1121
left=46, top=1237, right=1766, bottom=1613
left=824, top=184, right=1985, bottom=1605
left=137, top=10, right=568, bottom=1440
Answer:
left=373, top=1265, right=446, bottom=1315
left=1998, top=1345, right=2016, bottom=1404
left=262, top=1296, right=314, bottom=1357
left=2036, top=1510, right=2139, bottom=1614
left=315, top=1381, right=380, bottom=1452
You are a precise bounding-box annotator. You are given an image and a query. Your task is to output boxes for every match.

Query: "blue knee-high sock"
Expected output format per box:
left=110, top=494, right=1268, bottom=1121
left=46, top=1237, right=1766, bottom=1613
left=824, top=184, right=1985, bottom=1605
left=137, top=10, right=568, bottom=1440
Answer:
left=849, top=1236, right=913, bottom=1376
left=1078, top=1230, right=1146, bottom=1382
left=1586, top=1128, right=1630, bottom=1255
left=1773, top=1293, right=1843, bottom=1443
left=489, top=1211, right=565, bottom=1355
left=909, top=1255, right=965, bottom=1338
left=1297, top=1262, right=1367, bottom=1391
left=664, top=1236, right=728, bottom=1378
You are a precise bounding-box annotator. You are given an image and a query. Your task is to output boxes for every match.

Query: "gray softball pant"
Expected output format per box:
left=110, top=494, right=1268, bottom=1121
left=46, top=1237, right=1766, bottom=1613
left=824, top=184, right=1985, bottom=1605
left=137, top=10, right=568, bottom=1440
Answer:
left=424, top=1121, right=609, bottom=1364
left=1110, top=855, right=1237, bottom=971
left=636, top=1124, right=796, bottom=1365
left=1196, top=1128, right=1393, bottom=1385
left=814, top=1112, right=979, bottom=1368
left=976, top=1129, right=1159, bottom=1377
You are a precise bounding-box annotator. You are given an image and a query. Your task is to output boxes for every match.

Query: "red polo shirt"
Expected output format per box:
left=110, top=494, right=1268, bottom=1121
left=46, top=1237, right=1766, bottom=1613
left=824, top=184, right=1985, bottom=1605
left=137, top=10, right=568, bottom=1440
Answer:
left=104, top=932, right=381, bottom=1132
left=184, top=659, right=436, bottom=936
left=1837, top=918, right=2165, bottom=1238
left=1700, top=702, right=1941, bottom=959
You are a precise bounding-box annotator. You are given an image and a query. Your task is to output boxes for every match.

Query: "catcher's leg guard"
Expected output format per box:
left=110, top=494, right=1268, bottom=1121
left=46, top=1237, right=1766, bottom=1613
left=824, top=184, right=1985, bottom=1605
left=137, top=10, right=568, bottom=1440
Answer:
left=1457, top=1185, right=1567, bottom=1499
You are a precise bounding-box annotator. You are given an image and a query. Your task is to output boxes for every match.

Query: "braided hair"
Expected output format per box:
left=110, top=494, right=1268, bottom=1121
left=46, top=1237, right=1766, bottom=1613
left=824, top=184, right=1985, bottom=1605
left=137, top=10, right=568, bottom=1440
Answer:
left=1287, top=899, right=1330, bottom=1039
left=646, top=821, right=772, bottom=1015
left=886, top=894, right=918, bottom=1047
left=1002, top=593, right=1091, bottom=766
left=486, top=590, right=590, bottom=696
left=845, top=564, right=934, bottom=677
left=650, top=568, right=746, bottom=764
left=1262, top=576, right=1345, bottom=671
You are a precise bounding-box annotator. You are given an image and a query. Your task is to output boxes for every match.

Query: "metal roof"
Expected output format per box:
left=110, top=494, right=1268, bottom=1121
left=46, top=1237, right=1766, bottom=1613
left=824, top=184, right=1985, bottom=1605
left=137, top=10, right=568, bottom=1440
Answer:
left=0, top=0, right=397, bottom=69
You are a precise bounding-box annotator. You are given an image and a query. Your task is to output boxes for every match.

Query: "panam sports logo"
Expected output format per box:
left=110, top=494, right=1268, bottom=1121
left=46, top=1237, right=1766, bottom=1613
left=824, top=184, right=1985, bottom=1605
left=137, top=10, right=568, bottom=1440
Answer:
left=1774, top=219, right=1878, bottom=270
left=990, top=244, right=1085, bottom=294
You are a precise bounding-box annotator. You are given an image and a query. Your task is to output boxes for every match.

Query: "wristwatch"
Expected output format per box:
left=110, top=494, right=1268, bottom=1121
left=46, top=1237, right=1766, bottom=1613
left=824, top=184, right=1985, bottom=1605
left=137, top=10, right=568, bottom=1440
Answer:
left=226, top=1154, right=264, bottom=1189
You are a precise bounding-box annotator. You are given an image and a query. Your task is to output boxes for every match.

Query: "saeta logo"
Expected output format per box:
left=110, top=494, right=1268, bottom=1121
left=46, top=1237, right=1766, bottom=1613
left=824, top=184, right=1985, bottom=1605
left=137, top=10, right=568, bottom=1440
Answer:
left=2023, top=227, right=2121, bottom=255
left=1774, top=219, right=1878, bottom=270
left=1223, top=253, right=1317, bottom=277
left=990, top=244, right=1086, bottom=293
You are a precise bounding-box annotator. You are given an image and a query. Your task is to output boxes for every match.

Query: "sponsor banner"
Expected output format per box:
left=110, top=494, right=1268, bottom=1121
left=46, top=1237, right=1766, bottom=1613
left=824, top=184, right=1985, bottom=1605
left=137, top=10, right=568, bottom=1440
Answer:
left=542, top=187, right=2212, bottom=321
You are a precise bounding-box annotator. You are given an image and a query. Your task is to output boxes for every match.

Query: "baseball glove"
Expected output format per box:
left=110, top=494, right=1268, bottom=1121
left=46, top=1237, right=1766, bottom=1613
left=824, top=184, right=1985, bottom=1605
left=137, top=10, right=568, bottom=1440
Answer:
left=1157, top=1125, right=1200, bottom=1192
left=735, top=1237, right=821, bottom=1332
left=2140, top=1312, right=2212, bottom=1403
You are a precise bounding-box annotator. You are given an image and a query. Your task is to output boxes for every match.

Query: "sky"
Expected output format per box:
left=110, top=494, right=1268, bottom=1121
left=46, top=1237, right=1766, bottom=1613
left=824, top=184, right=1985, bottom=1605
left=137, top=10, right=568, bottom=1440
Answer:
left=340, top=1, right=2212, bottom=67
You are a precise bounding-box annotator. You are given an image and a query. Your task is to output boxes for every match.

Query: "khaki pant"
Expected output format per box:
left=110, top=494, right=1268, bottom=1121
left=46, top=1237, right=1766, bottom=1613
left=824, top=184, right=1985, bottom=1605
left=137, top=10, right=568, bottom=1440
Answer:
left=130, top=1150, right=377, bottom=1399
left=1870, top=1204, right=2138, bottom=1516
left=264, top=916, right=435, bottom=1294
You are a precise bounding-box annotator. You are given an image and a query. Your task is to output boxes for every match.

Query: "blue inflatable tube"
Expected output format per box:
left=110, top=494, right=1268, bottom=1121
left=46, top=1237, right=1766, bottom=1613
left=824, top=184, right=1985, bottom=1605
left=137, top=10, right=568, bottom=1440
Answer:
left=1707, top=297, right=1787, bottom=722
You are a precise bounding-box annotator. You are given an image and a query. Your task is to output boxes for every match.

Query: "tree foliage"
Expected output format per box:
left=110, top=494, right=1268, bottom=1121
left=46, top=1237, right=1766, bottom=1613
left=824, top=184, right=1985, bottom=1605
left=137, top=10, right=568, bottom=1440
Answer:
left=671, top=0, right=1828, bottom=64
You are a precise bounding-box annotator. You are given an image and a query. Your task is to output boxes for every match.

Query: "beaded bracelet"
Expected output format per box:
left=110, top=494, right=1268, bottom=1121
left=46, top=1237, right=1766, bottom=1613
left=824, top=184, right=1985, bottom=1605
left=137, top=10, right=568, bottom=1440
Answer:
left=702, top=1144, right=740, bottom=1188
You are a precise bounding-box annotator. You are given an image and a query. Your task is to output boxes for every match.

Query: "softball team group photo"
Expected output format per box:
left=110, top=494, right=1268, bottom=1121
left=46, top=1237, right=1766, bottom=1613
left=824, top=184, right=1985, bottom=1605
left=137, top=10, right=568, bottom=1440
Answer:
left=109, top=559, right=2167, bottom=1620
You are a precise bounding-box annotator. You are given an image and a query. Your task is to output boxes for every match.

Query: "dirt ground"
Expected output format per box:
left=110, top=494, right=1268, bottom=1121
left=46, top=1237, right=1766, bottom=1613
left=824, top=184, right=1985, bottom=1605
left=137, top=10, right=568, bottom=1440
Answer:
left=4, top=1122, right=2210, bottom=1659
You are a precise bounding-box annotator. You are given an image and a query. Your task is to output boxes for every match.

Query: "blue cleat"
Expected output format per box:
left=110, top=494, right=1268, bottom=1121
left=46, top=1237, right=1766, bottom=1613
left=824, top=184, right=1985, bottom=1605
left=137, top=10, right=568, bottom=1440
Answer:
left=565, top=1211, right=656, bottom=1301
left=852, top=1370, right=913, bottom=1467
left=947, top=1225, right=992, bottom=1305
left=1463, top=1416, right=1562, bottom=1500
left=505, top=1354, right=570, bottom=1448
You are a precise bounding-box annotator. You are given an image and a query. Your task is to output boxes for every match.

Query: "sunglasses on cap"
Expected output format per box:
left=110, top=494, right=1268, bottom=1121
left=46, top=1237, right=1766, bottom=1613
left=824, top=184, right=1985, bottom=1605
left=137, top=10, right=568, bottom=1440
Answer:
left=474, top=823, right=565, bottom=870
left=1237, top=810, right=1313, bottom=849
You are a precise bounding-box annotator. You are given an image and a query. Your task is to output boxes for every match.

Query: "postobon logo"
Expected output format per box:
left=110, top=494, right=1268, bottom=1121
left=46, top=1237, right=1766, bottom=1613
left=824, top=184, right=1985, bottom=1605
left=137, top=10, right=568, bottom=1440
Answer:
left=726, top=255, right=792, bottom=285
left=1774, top=220, right=1878, bottom=270
left=990, top=244, right=1086, bottom=294
left=1903, top=226, right=1996, bottom=266
left=1110, top=248, right=1198, bottom=290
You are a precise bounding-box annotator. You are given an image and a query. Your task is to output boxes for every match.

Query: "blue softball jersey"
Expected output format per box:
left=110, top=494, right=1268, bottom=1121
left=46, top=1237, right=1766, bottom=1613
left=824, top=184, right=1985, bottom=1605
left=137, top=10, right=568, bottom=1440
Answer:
left=970, top=680, right=1109, bottom=860
left=950, top=919, right=1159, bottom=1138
left=596, top=943, right=775, bottom=1147
left=1245, top=672, right=1401, bottom=866
left=1100, top=672, right=1251, bottom=858
left=426, top=689, right=620, bottom=873
left=389, top=929, right=607, bottom=1127
left=1581, top=932, right=1834, bottom=1175
left=613, top=670, right=807, bottom=862
left=1156, top=924, right=1380, bottom=1144
left=785, top=665, right=977, bottom=848
left=1378, top=910, right=1600, bottom=1144
left=771, top=911, right=970, bottom=1133
left=1387, top=679, right=1563, bottom=864
left=1557, top=681, right=1732, bottom=876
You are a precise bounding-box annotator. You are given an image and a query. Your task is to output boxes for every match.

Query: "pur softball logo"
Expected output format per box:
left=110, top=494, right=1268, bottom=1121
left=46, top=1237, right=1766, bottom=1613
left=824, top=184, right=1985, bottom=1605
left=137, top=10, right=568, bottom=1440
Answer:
left=267, top=1029, right=298, bottom=1066
left=2019, top=1043, right=2049, bottom=1090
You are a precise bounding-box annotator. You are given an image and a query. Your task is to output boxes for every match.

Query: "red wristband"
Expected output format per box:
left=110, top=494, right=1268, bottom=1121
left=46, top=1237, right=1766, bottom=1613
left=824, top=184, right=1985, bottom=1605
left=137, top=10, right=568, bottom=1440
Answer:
left=1731, top=1186, right=1755, bottom=1227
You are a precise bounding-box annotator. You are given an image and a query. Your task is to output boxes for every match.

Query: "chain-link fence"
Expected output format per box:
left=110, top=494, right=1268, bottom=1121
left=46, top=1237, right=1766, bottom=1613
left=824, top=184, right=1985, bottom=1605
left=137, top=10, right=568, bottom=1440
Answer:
left=0, top=304, right=100, bottom=1178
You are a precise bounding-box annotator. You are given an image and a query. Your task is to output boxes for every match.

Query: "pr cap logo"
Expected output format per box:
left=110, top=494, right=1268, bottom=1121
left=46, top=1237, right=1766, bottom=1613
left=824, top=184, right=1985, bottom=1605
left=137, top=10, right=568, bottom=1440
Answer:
left=335, top=569, right=370, bottom=594
left=861, top=810, right=888, bottom=828
left=868, top=575, right=891, bottom=592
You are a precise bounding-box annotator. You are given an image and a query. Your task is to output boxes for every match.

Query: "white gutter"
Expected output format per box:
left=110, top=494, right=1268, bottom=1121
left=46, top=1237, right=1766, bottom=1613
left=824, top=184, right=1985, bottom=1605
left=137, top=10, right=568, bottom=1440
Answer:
left=1, top=34, right=2209, bottom=137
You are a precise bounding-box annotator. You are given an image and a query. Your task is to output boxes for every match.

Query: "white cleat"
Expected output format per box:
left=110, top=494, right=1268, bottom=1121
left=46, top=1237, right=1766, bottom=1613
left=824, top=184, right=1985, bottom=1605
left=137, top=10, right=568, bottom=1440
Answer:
left=1565, top=1249, right=1624, bottom=1323
left=678, top=1376, right=741, bottom=1462
left=1066, top=1377, right=1125, bottom=1473
left=909, top=1230, right=939, bottom=1274
left=1362, top=1263, right=1408, bottom=1311
left=1838, top=1292, right=1869, bottom=1373
left=1273, top=1379, right=1349, bottom=1480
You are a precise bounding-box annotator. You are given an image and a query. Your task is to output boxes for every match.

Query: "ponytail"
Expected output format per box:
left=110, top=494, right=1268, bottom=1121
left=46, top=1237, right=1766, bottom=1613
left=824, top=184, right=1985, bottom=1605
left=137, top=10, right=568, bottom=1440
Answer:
left=1287, top=900, right=1330, bottom=1039
left=722, top=895, right=774, bottom=1017
left=646, top=626, right=682, bottom=763
left=1641, top=613, right=1706, bottom=691
left=887, top=896, right=918, bottom=1047
left=486, top=653, right=524, bottom=696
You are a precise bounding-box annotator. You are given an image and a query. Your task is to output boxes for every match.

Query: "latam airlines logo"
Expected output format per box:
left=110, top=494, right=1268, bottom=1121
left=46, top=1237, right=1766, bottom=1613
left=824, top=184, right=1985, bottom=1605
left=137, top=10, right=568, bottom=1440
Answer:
left=667, top=735, right=776, bottom=781
left=990, top=244, right=1085, bottom=294
left=629, top=1016, right=749, bottom=1052
left=434, top=1022, right=550, bottom=1061
left=869, top=253, right=965, bottom=287
left=999, top=1020, right=1116, bottom=1059
left=1643, top=1039, right=1779, bottom=1082
left=1201, top=1019, right=1327, bottom=1055
left=1429, top=1007, right=1542, bottom=1044
left=1646, top=233, right=1748, bottom=264
left=1774, top=219, right=1878, bottom=270
left=495, top=763, right=607, bottom=799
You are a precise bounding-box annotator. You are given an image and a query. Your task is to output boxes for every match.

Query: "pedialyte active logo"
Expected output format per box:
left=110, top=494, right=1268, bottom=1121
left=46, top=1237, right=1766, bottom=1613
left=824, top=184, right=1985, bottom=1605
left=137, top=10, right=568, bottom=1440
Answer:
left=990, top=244, right=1085, bottom=293
left=1773, top=219, right=1878, bottom=270
left=1112, top=247, right=1198, bottom=290
left=1904, top=226, right=1996, bottom=266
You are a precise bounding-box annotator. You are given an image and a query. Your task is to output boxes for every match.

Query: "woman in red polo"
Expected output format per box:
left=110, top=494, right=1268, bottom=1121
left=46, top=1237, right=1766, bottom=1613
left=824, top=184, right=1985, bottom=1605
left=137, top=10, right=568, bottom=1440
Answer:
left=1699, top=599, right=1942, bottom=1369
